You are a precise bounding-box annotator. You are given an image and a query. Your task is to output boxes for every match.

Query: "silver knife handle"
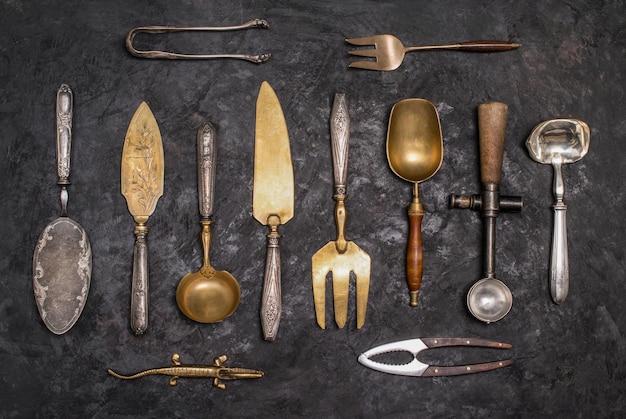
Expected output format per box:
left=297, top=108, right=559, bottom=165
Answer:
left=130, top=225, right=149, bottom=335
left=56, top=84, right=73, bottom=185
left=261, top=219, right=282, bottom=341
left=330, top=93, right=349, bottom=195
left=197, top=123, right=217, bottom=218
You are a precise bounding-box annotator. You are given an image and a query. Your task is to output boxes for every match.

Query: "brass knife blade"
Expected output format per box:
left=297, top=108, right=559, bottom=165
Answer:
left=253, top=81, right=294, bottom=225
left=253, top=81, right=294, bottom=341
left=121, top=101, right=164, bottom=335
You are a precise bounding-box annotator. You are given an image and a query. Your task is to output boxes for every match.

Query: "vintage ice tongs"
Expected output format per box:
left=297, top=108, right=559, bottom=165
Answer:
left=125, top=19, right=271, bottom=63
left=450, top=102, right=523, bottom=323
left=108, top=353, right=263, bottom=391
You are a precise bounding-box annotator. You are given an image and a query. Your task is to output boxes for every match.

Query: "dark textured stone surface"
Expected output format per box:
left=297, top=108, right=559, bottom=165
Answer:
left=1, top=0, right=625, bottom=417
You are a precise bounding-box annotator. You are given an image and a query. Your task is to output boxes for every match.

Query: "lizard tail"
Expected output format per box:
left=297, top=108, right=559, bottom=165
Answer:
left=107, top=368, right=158, bottom=380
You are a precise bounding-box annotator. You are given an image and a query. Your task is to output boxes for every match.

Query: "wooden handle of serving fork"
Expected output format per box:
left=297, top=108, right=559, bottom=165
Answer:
left=456, top=41, right=520, bottom=52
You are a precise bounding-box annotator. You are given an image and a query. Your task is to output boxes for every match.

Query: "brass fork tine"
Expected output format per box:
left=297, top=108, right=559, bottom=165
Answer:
left=353, top=250, right=371, bottom=329
left=347, top=49, right=379, bottom=58
left=348, top=60, right=383, bottom=71
left=345, top=36, right=378, bottom=46
left=312, top=259, right=329, bottom=329
left=331, top=265, right=350, bottom=329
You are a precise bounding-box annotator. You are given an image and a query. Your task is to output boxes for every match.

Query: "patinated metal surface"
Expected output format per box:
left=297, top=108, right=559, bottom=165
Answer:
left=253, top=81, right=294, bottom=341
left=32, top=84, right=91, bottom=335
left=121, top=102, right=164, bottom=335
left=311, top=93, right=370, bottom=329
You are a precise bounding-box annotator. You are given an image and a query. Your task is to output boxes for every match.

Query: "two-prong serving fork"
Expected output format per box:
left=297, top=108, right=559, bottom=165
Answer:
left=346, top=34, right=520, bottom=71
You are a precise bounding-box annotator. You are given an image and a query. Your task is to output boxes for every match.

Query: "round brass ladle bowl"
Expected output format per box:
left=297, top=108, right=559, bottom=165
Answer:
left=176, top=220, right=240, bottom=323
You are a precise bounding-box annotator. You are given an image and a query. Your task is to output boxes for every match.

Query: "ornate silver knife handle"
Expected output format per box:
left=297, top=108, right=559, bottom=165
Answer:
left=131, top=225, right=149, bottom=335
left=197, top=123, right=216, bottom=219
left=56, top=84, right=73, bottom=216
left=261, top=215, right=282, bottom=341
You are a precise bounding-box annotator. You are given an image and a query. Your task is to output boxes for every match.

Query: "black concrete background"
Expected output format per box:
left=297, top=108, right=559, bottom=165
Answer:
left=1, top=0, right=625, bottom=417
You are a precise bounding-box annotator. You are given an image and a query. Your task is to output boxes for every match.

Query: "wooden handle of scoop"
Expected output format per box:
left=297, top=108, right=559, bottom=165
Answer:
left=478, top=102, right=508, bottom=185
left=406, top=198, right=424, bottom=307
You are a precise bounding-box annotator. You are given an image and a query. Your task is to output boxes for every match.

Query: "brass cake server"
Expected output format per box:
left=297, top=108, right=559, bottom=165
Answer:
left=253, top=81, right=294, bottom=341
left=312, top=93, right=370, bottom=329
left=121, top=102, right=164, bottom=335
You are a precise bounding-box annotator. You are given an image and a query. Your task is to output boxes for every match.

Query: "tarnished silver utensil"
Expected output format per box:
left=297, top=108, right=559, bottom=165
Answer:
left=311, top=93, right=371, bottom=329
left=253, top=81, right=294, bottom=341
left=176, top=123, right=241, bottom=323
left=121, top=102, right=164, bottom=335
left=126, top=19, right=271, bottom=63
left=450, top=102, right=523, bottom=323
left=33, top=84, right=92, bottom=334
left=346, top=35, right=520, bottom=71
left=526, top=119, right=590, bottom=304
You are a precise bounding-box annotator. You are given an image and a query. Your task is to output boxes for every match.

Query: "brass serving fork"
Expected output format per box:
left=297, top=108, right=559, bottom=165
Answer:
left=346, top=35, right=520, bottom=71
left=312, top=93, right=371, bottom=329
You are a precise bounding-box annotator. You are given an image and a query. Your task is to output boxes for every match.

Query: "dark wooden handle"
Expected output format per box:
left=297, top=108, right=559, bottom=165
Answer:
left=422, top=359, right=513, bottom=377
left=420, top=337, right=512, bottom=349
left=407, top=209, right=424, bottom=306
left=457, top=41, right=520, bottom=52
left=478, top=102, right=508, bottom=184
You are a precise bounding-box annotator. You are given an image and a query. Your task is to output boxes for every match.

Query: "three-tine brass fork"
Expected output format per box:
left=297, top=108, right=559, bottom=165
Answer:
left=346, top=34, right=520, bottom=71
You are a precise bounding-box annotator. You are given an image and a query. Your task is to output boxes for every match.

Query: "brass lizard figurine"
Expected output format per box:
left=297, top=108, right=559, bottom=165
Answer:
left=107, top=353, right=263, bottom=390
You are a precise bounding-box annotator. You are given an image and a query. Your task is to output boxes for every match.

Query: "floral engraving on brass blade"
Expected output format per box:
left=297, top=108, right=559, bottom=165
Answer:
left=121, top=102, right=164, bottom=222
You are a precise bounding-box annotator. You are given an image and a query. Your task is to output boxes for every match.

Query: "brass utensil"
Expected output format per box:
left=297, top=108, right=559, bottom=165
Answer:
left=33, top=84, right=92, bottom=334
left=526, top=119, right=590, bottom=304
left=126, top=19, right=271, bottom=63
left=253, top=81, right=294, bottom=341
left=450, top=102, right=523, bottom=323
left=386, top=99, right=443, bottom=307
left=121, top=102, right=164, bottom=335
left=346, top=35, right=520, bottom=71
left=176, top=123, right=240, bottom=322
left=311, top=93, right=371, bottom=329
left=108, top=353, right=263, bottom=391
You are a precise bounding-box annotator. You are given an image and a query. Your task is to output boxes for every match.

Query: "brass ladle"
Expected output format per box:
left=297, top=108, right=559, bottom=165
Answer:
left=386, top=99, right=443, bottom=306
left=176, top=123, right=240, bottom=323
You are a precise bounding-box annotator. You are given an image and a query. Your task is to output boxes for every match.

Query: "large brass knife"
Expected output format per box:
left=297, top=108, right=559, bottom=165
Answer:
left=121, top=102, right=164, bottom=335
left=253, top=81, right=294, bottom=341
